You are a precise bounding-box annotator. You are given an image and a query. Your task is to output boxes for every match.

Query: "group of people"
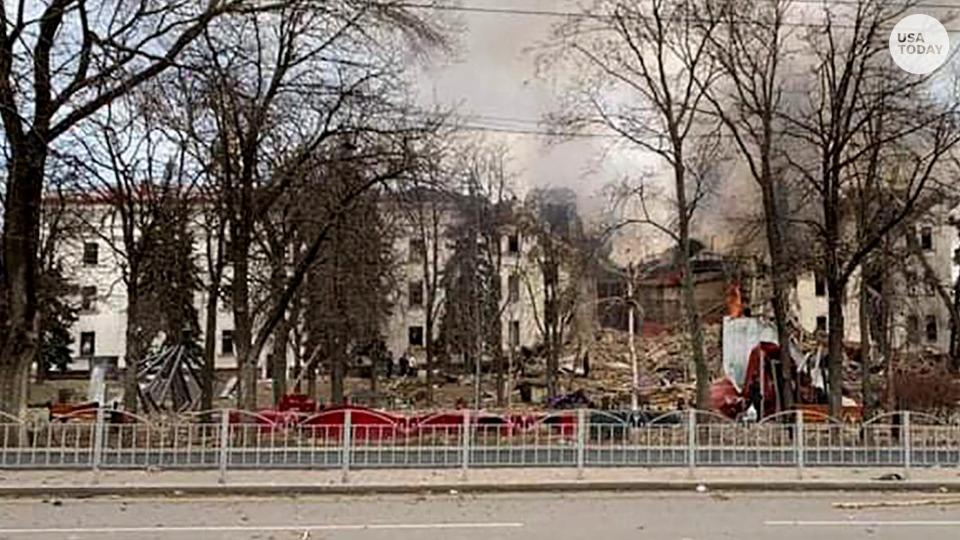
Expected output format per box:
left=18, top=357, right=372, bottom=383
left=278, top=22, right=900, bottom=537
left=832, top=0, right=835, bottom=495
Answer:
left=384, top=351, right=418, bottom=379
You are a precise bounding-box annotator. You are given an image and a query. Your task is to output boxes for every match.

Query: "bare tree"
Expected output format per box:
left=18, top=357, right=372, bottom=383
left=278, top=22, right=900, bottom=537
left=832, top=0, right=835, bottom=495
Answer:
left=0, top=0, right=267, bottom=416
left=781, top=0, right=960, bottom=416
left=463, top=144, right=516, bottom=406
left=395, top=184, right=449, bottom=405
left=699, top=0, right=799, bottom=408
left=546, top=0, right=722, bottom=407
left=519, top=187, right=590, bottom=401
left=191, top=3, right=446, bottom=409
left=61, top=93, right=201, bottom=412
left=299, top=144, right=394, bottom=404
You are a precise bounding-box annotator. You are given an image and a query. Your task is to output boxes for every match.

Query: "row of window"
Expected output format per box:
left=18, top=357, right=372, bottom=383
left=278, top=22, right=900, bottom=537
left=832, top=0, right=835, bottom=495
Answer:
left=407, top=321, right=521, bottom=347
left=87, top=232, right=526, bottom=269
left=814, top=315, right=941, bottom=344
left=73, top=330, right=236, bottom=358
left=406, top=274, right=521, bottom=308
left=407, top=233, right=521, bottom=263
left=815, top=277, right=940, bottom=299
left=811, top=227, right=936, bottom=299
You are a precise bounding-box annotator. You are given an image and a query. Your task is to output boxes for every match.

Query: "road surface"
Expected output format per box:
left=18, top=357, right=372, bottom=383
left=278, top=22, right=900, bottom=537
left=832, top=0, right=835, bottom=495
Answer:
left=1, top=491, right=959, bottom=539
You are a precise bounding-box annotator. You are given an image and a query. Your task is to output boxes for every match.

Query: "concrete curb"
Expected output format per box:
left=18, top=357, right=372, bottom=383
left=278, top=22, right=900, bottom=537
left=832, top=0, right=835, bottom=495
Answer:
left=2, top=480, right=959, bottom=498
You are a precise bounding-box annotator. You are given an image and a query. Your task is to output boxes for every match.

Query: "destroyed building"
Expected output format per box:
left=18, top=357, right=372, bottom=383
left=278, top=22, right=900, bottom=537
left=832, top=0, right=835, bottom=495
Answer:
left=596, top=240, right=741, bottom=333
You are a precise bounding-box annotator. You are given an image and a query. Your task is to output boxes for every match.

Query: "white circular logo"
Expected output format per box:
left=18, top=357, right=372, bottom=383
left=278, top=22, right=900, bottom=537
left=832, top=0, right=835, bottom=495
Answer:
left=890, top=14, right=950, bottom=75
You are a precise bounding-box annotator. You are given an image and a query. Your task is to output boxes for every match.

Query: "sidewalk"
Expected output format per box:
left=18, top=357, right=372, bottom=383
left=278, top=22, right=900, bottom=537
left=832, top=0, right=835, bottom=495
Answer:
left=2, top=467, right=960, bottom=497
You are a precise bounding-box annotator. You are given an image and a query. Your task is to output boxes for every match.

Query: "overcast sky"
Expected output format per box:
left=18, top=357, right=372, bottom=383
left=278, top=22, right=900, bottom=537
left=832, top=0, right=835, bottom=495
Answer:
left=411, top=1, right=616, bottom=212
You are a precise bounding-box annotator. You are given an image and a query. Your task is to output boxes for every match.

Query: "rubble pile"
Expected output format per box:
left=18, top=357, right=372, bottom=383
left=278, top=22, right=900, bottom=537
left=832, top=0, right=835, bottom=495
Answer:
left=577, top=324, right=723, bottom=409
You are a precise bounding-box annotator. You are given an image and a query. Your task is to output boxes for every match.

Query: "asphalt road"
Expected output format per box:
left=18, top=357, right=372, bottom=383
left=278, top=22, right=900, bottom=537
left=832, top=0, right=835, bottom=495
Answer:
left=1, top=491, right=959, bottom=539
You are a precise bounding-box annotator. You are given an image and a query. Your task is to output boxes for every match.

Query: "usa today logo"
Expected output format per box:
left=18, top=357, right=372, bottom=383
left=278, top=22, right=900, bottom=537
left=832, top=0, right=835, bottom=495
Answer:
left=890, top=14, right=950, bottom=75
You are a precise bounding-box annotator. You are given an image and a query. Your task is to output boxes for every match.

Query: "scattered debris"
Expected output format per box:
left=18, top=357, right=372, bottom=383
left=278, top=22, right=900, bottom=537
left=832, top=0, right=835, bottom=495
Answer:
left=138, top=344, right=203, bottom=413
left=834, top=498, right=960, bottom=510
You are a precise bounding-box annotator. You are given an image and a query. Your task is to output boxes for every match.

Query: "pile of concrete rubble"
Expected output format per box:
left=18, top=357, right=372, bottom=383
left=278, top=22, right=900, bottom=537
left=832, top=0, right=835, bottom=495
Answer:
left=574, top=324, right=723, bottom=410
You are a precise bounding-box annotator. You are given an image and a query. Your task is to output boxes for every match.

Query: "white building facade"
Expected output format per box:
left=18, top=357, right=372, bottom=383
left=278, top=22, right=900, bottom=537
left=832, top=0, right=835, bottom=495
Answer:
left=52, top=196, right=550, bottom=374
left=793, top=204, right=958, bottom=353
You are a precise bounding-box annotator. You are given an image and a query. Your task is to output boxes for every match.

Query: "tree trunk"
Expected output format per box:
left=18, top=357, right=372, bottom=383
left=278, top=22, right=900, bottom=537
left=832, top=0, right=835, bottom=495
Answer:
left=679, top=253, right=709, bottom=409
left=123, top=292, right=142, bottom=412
left=827, top=279, right=845, bottom=419
left=953, top=271, right=960, bottom=370
left=859, top=271, right=875, bottom=420
left=35, top=352, right=47, bottom=383
left=270, top=318, right=289, bottom=404
left=495, top=348, right=505, bottom=407
left=424, top=263, right=435, bottom=405
left=307, top=358, right=318, bottom=403
left=369, top=349, right=377, bottom=394
left=202, top=284, right=218, bottom=413
left=879, top=250, right=896, bottom=413
left=330, top=344, right=345, bottom=404
left=231, top=222, right=256, bottom=410
left=544, top=272, right=559, bottom=400
left=674, top=162, right=709, bottom=409
left=0, top=147, right=46, bottom=418
left=0, top=360, right=30, bottom=419
left=759, top=178, right=794, bottom=410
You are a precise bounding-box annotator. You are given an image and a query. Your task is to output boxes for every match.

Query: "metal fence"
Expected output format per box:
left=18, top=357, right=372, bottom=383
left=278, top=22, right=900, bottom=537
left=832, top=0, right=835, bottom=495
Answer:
left=2, top=409, right=959, bottom=481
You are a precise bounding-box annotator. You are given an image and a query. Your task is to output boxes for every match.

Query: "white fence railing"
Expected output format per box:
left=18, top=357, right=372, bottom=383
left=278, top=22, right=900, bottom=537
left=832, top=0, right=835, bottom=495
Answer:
left=2, top=409, right=958, bottom=481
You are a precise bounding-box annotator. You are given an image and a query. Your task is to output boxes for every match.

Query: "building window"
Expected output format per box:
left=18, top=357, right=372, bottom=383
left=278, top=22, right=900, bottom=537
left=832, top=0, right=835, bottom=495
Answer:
left=509, top=320, right=520, bottom=347
left=814, top=272, right=826, bottom=297
left=79, top=331, right=96, bottom=357
left=221, top=330, right=234, bottom=356
left=926, top=315, right=938, bottom=343
left=408, top=326, right=424, bottom=347
left=907, top=315, right=920, bottom=345
left=82, top=242, right=99, bottom=266
left=408, top=238, right=425, bottom=263
left=508, top=273, right=520, bottom=303
left=507, top=233, right=520, bottom=254
left=408, top=280, right=424, bottom=308
left=815, top=316, right=827, bottom=333
left=920, top=226, right=933, bottom=251
left=904, top=271, right=919, bottom=296
left=80, top=286, right=97, bottom=311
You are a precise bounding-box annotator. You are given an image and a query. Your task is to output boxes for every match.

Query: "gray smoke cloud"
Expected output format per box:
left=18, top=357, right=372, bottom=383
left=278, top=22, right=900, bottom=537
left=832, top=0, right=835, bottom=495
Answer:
left=410, top=1, right=761, bottom=261
left=412, top=2, right=614, bottom=214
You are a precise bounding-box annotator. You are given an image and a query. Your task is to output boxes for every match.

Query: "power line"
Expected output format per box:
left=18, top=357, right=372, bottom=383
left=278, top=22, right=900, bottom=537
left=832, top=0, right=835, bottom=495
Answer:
left=389, top=1, right=960, bottom=30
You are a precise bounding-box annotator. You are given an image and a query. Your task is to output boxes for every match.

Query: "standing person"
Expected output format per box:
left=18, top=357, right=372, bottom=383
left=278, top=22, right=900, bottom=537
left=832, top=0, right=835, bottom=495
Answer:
left=399, top=353, right=410, bottom=379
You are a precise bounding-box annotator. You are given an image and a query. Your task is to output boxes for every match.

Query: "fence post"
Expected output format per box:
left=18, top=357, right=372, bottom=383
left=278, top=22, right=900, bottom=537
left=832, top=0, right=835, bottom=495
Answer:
left=341, top=409, right=352, bottom=484
left=91, top=407, right=105, bottom=479
left=795, top=411, right=804, bottom=480
left=576, top=408, right=586, bottom=479
left=687, top=409, right=696, bottom=479
left=218, top=409, right=229, bottom=485
left=461, top=409, right=470, bottom=479
left=903, top=411, right=912, bottom=479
